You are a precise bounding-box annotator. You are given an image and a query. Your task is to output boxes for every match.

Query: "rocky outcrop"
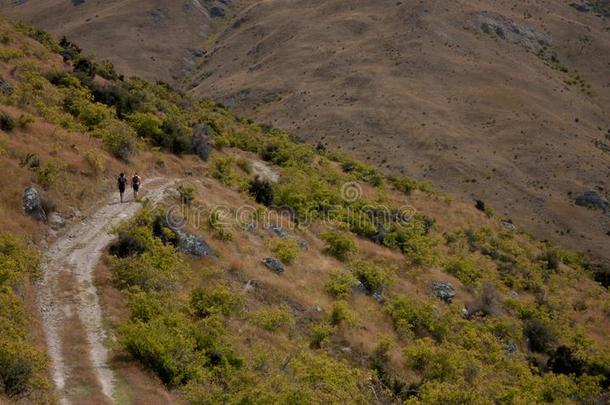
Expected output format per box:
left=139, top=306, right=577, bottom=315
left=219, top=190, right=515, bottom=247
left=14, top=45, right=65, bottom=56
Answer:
left=22, top=186, right=47, bottom=221
left=175, top=229, right=215, bottom=256
left=431, top=281, right=456, bottom=303
left=470, top=11, right=551, bottom=52
left=262, top=257, right=285, bottom=274
left=574, top=191, right=609, bottom=213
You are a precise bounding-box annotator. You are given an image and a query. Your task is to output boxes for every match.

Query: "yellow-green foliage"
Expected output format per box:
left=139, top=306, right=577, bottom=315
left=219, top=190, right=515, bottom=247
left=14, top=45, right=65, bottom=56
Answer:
left=210, top=156, right=246, bottom=189
left=386, top=295, right=444, bottom=340
left=309, top=323, right=337, bottom=349
left=270, top=238, right=299, bottom=264
left=84, top=150, right=105, bottom=176
left=320, top=231, right=357, bottom=261
left=0, top=48, right=24, bottom=62
left=330, top=301, right=357, bottom=327
left=207, top=209, right=233, bottom=241
left=349, top=259, right=395, bottom=293
left=190, top=285, right=243, bottom=318
left=0, top=235, right=48, bottom=398
left=325, top=270, right=357, bottom=299
left=443, top=257, right=482, bottom=286
left=249, top=305, right=294, bottom=332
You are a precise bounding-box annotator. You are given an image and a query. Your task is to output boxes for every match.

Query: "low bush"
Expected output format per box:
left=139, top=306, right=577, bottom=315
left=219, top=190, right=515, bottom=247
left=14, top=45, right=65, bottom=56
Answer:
left=270, top=239, right=299, bottom=264
left=0, top=112, right=15, bottom=132
left=84, top=150, right=104, bottom=176
left=95, top=122, right=137, bottom=161
left=109, top=231, right=147, bottom=258
left=190, top=285, right=242, bottom=318
left=349, top=259, right=394, bottom=293
left=325, top=270, right=357, bottom=299
left=248, top=176, right=274, bottom=206
left=177, top=184, right=195, bottom=205
left=249, top=305, right=294, bottom=332
left=320, top=231, right=357, bottom=261
left=524, top=318, right=555, bottom=353
left=443, top=257, right=481, bottom=286
left=386, top=296, right=444, bottom=340
left=330, top=301, right=357, bottom=326
left=310, top=323, right=336, bottom=349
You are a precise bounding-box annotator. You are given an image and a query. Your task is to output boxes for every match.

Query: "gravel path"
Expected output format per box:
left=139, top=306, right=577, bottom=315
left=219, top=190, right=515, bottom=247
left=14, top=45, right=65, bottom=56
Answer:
left=38, top=178, right=174, bottom=404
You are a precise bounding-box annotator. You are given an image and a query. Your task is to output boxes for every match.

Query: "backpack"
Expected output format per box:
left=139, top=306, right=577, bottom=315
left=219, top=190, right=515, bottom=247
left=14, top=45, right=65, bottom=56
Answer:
left=118, top=176, right=127, bottom=186
left=132, top=175, right=141, bottom=186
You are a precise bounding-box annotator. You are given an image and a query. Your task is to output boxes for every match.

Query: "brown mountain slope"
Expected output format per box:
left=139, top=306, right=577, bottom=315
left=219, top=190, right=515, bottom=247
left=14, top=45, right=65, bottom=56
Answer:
left=2, top=0, right=609, bottom=264
left=0, top=0, right=224, bottom=82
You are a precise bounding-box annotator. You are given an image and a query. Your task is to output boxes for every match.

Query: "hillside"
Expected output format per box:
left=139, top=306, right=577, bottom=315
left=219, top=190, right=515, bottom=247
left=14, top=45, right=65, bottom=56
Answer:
left=0, top=15, right=609, bottom=405
left=3, top=0, right=609, bottom=269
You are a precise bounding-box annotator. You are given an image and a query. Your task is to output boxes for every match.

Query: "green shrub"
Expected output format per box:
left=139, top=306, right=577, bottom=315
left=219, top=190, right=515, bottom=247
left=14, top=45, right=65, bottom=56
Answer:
left=0, top=112, right=15, bottom=132
left=248, top=176, right=274, bottom=206
left=84, top=150, right=105, bottom=176
left=325, top=270, right=357, bottom=299
left=330, top=301, right=356, bottom=326
left=386, top=296, right=443, bottom=339
left=129, top=112, right=163, bottom=139
left=524, top=318, right=555, bottom=353
left=320, top=231, right=357, bottom=261
left=190, top=285, right=242, bottom=318
left=249, top=305, right=294, bottom=332
left=208, top=210, right=233, bottom=241
left=35, top=162, right=61, bottom=189
left=443, top=257, right=482, bottom=286
left=383, top=220, right=437, bottom=265
left=211, top=156, right=237, bottom=185
left=270, top=239, right=299, bottom=265
left=95, top=122, right=137, bottom=161
left=349, top=259, right=394, bottom=293
left=310, top=323, right=336, bottom=349
left=119, top=314, right=205, bottom=386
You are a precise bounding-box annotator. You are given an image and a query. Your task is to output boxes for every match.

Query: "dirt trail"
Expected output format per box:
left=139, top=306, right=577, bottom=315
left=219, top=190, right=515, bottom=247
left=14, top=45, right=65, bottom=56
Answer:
left=38, top=178, right=175, bottom=404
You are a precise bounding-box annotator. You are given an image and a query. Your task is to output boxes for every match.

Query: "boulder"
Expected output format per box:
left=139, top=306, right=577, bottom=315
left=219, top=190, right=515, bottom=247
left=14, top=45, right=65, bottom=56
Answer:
left=175, top=229, right=215, bottom=257
left=270, top=225, right=289, bottom=238
left=431, top=281, right=456, bottom=303
left=500, top=220, right=516, bottom=231
left=0, top=80, right=12, bottom=95
left=210, top=6, right=225, bottom=17
left=48, top=212, right=66, bottom=229
left=574, top=191, right=609, bottom=213
left=262, top=257, right=285, bottom=274
left=191, top=124, right=213, bottom=161
left=22, top=186, right=47, bottom=221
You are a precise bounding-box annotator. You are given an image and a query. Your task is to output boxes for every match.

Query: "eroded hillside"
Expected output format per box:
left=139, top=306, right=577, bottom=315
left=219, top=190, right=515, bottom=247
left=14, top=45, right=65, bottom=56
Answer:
left=0, top=15, right=609, bottom=405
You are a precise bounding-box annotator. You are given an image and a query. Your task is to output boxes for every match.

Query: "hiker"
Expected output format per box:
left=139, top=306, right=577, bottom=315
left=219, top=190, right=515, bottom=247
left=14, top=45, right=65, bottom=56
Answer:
left=131, top=172, right=141, bottom=201
left=117, top=173, right=127, bottom=203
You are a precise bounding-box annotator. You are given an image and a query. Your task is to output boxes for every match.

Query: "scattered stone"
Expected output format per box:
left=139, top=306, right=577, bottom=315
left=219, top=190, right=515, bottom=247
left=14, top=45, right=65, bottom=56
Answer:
left=571, top=3, right=592, bottom=12
left=470, top=11, right=552, bottom=52
left=574, top=191, right=609, bottom=213
left=175, top=229, right=215, bottom=257
left=500, top=220, right=516, bottom=231
left=22, top=186, right=47, bottom=221
left=262, top=257, right=285, bottom=274
left=431, top=281, right=456, bottom=303
left=0, top=80, right=12, bottom=94
left=297, top=240, right=308, bottom=250
left=510, top=291, right=519, bottom=300
left=352, top=280, right=367, bottom=294
left=505, top=341, right=518, bottom=355
left=48, top=212, right=66, bottom=229
left=210, top=6, right=225, bottom=18
left=270, top=225, right=289, bottom=238
left=313, top=305, right=322, bottom=312
left=462, top=307, right=470, bottom=317
left=244, top=223, right=256, bottom=233
left=372, top=291, right=385, bottom=303
left=251, top=160, right=280, bottom=183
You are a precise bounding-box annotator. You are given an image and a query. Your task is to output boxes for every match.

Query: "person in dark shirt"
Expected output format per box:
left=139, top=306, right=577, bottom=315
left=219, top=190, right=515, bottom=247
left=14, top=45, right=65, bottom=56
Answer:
left=117, top=173, right=127, bottom=203
left=131, top=173, right=141, bottom=201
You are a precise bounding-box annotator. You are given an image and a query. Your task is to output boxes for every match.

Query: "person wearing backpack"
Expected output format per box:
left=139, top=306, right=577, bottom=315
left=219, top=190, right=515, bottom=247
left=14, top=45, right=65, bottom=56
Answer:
left=117, top=173, right=127, bottom=203
left=131, top=172, right=142, bottom=201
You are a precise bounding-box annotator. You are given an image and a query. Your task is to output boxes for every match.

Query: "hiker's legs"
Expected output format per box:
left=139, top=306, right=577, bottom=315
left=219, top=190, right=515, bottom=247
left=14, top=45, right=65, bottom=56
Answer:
left=120, top=191, right=124, bottom=203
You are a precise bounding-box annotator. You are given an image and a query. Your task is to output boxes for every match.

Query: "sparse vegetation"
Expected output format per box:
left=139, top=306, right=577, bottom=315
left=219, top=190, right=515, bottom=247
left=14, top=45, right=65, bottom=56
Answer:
left=320, top=231, right=357, bottom=261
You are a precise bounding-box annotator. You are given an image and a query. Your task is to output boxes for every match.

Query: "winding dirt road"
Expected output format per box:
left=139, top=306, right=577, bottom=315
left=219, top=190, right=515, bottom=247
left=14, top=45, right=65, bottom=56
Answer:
left=38, top=178, right=174, bottom=404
